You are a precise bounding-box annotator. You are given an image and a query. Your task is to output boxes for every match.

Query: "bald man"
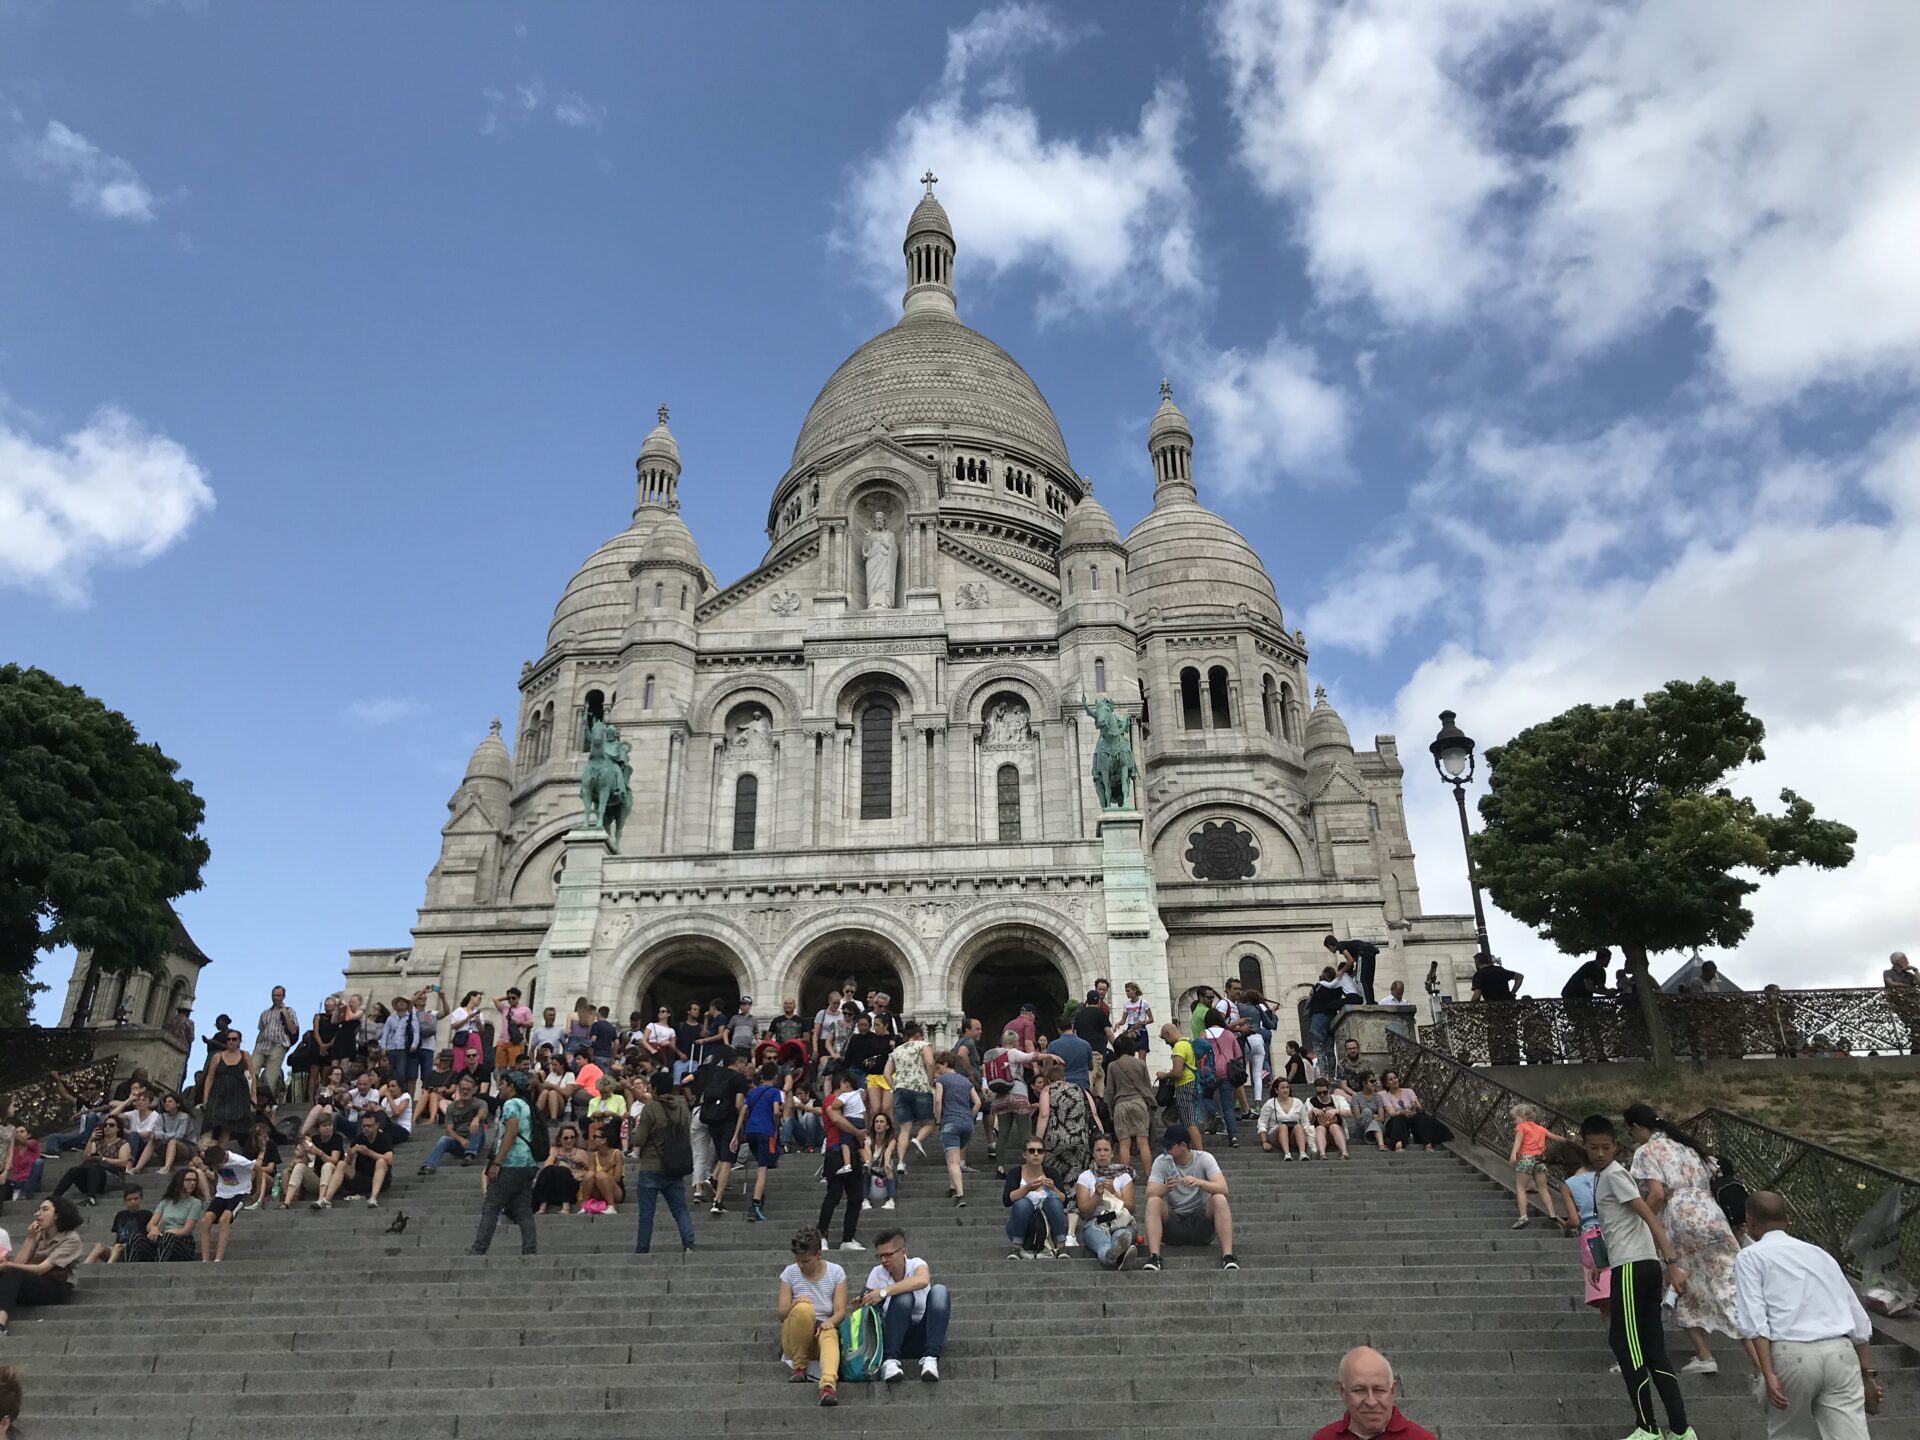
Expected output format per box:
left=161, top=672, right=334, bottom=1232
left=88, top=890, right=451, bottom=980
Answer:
left=1309, top=1347, right=1436, bottom=1440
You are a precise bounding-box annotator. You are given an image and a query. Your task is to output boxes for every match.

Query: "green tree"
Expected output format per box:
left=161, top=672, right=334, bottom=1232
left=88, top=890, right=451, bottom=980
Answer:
left=1470, top=678, right=1855, bottom=1063
left=0, top=664, right=209, bottom=1022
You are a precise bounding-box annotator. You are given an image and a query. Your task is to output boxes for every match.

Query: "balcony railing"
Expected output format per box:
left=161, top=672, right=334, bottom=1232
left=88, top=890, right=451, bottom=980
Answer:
left=0, top=1026, right=95, bottom=1090
left=1386, top=1031, right=1918, bottom=1288
left=1419, top=987, right=1919, bottom=1066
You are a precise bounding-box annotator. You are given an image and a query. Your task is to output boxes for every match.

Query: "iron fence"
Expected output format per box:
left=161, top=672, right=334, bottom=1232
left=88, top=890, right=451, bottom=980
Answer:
left=1386, top=1031, right=1919, bottom=1288
left=0, top=1057, right=122, bottom=1132
left=1420, top=987, right=1918, bottom=1066
left=0, top=1027, right=95, bottom=1090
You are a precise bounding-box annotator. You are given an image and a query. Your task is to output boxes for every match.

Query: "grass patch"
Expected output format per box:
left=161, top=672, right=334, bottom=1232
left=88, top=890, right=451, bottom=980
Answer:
left=1545, top=1068, right=1920, bottom=1178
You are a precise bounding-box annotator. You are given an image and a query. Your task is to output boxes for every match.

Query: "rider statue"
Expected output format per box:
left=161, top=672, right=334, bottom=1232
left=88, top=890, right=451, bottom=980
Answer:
left=578, top=713, right=633, bottom=851
left=1082, top=695, right=1139, bottom=811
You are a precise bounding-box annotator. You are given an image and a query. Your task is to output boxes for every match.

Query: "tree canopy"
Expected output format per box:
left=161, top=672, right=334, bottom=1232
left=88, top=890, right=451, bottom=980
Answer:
left=1471, top=678, right=1855, bottom=972
left=0, top=664, right=209, bottom=1010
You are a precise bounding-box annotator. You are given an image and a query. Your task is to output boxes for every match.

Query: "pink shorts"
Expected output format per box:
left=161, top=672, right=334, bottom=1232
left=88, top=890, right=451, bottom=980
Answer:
left=1579, top=1228, right=1611, bottom=1307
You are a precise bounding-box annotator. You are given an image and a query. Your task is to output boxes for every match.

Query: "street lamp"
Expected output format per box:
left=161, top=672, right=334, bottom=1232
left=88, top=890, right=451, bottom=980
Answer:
left=1430, top=710, right=1492, bottom=957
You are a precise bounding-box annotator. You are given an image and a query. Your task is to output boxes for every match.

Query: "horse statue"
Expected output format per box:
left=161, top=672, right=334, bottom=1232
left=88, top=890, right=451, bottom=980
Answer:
left=579, top=714, right=633, bottom=851
left=1083, top=696, right=1139, bottom=811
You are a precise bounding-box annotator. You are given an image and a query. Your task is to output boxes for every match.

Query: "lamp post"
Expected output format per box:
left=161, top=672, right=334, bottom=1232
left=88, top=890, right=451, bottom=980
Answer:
left=1430, top=710, right=1492, bottom=958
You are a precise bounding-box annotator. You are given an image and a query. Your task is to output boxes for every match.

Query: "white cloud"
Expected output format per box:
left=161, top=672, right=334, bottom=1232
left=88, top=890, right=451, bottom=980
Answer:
left=345, top=698, right=428, bottom=727
left=0, top=405, right=213, bottom=603
left=1302, top=546, right=1445, bottom=657
left=1185, top=334, right=1352, bottom=493
left=13, top=120, right=158, bottom=222
left=840, top=10, right=1197, bottom=316
left=554, top=93, right=606, bottom=130
left=1211, top=0, right=1920, bottom=396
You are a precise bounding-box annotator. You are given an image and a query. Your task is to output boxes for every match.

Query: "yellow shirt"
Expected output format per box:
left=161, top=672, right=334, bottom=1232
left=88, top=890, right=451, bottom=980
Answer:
left=1170, top=1040, right=1198, bottom=1087
left=588, top=1094, right=628, bottom=1118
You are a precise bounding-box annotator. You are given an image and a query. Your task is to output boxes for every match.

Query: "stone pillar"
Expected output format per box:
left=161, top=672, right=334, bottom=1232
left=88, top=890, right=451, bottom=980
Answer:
left=1097, top=808, right=1173, bottom=1065
left=533, top=828, right=614, bottom=1016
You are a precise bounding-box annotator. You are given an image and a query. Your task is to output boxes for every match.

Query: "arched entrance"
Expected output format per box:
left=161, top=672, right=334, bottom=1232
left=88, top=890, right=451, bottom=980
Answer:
left=793, top=936, right=908, bottom=1023
left=963, top=947, right=1070, bottom=1045
left=640, top=953, right=740, bottom=1029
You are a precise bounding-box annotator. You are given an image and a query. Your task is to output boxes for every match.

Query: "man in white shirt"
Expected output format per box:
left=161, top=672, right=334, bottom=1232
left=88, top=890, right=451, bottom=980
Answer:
left=527, top=1007, right=565, bottom=1057
left=1734, top=1190, right=1880, bottom=1436
left=856, top=1227, right=949, bottom=1382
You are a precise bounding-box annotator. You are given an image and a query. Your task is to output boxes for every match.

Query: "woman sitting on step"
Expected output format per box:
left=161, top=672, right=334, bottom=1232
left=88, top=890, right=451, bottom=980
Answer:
left=129, top=1166, right=205, bottom=1262
left=51, top=1117, right=131, bottom=1205
left=531, top=1123, right=588, bottom=1214
left=0, top=1197, right=85, bottom=1334
left=1377, top=1072, right=1450, bottom=1153
left=579, top=1119, right=625, bottom=1214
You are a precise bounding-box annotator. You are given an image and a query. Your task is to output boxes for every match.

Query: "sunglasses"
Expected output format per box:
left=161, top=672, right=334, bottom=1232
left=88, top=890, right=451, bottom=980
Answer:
left=1023, top=1146, right=1044, bottom=1154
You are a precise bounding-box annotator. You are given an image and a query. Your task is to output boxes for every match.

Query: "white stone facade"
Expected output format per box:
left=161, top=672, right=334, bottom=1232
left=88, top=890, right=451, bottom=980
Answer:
left=345, top=188, right=1478, bottom=1046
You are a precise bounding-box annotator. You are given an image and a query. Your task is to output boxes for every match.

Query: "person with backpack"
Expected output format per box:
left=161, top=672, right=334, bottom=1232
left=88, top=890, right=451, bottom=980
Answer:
left=467, top=1070, right=538, bottom=1256
left=816, top=1069, right=867, bottom=1253
left=982, top=1028, right=1039, bottom=1173
left=701, top=1052, right=753, bottom=1217
left=857, top=1227, right=948, bottom=1381
left=734, top=1062, right=786, bottom=1224
left=629, top=1068, right=697, bottom=1254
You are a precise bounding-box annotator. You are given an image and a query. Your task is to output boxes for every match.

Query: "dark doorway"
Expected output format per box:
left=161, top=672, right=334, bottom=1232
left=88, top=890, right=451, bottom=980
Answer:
left=795, top=938, right=906, bottom=1022
left=963, top=950, right=1069, bottom=1046
left=641, top=955, right=739, bottom=1029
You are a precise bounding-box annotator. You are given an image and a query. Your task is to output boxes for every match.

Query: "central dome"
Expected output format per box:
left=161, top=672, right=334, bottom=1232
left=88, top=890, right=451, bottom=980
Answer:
left=790, top=311, right=1074, bottom=478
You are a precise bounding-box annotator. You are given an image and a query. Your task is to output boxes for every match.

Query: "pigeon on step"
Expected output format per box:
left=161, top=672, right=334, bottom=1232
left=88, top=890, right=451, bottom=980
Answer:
left=385, top=1212, right=409, bottom=1234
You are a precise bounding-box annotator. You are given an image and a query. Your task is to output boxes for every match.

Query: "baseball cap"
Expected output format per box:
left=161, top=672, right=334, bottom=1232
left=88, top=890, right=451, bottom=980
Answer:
left=1162, top=1125, right=1190, bottom=1149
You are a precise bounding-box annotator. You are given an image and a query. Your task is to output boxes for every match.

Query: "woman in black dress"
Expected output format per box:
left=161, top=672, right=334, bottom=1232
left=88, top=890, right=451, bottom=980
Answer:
left=201, top=1030, right=256, bottom=1141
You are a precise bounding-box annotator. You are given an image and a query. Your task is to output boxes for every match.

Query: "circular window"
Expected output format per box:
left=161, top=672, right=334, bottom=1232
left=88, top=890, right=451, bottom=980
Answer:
left=1185, top=820, right=1260, bottom=881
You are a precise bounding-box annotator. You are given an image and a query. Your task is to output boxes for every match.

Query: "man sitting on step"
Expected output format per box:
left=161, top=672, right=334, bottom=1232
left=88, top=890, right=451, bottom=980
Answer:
left=1310, top=1346, right=1436, bottom=1440
left=1141, top=1125, right=1237, bottom=1272
left=316, top=1112, right=392, bottom=1210
left=856, top=1227, right=948, bottom=1382
left=417, top=1074, right=488, bottom=1175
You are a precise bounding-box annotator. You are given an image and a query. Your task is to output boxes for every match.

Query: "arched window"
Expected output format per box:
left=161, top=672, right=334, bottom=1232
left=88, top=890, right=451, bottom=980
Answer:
left=1280, top=683, right=1296, bottom=743
left=996, top=764, right=1022, bottom=841
left=1369, top=801, right=1381, bottom=831
left=653, top=581, right=664, bottom=608
left=732, top=774, right=759, bottom=852
left=860, top=700, right=895, bottom=820
left=643, top=675, right=655, bottom=710
left=1208, top=666, right=1232, bottom=729
left=1179, top=667, right=1203, bottom=730
left=1093, top=657, right=1107, bottom=693
left=542, top=702, right=555, bottom=762
left=1091, top=564, right=1100, bottom=591
left=1261, top=674, right=1278, bottom=735
left=680, top=584, right=688, bottom=610
left=166, top=976, right=188, bottom=1026
left=1238, top=955, right=1265, bottom=994
left=143, top=974, right=167, bottom=1026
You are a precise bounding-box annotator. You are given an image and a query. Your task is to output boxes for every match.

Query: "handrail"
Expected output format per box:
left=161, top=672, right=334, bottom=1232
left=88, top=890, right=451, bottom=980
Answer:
left=1386, top=1030, right=1919, bottom=1286
left=1420, top=986, right=1917, bottom=1066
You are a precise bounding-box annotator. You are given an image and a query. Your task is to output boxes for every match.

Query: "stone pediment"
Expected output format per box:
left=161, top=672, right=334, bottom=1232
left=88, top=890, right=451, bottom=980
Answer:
left=1309, top=766, right=1370, bottom=808
left=937, top=530, right=1059, bottom=608
left=444, top=788, right=504, bottom=836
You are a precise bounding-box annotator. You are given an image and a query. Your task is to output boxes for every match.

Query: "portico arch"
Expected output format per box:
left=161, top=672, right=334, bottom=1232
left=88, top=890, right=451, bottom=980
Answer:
left=609, top=915, right=760, bottom=1033
left=770, top=908, right=929, bottom=1018
left=936, top=907, right=1097, bottom=1044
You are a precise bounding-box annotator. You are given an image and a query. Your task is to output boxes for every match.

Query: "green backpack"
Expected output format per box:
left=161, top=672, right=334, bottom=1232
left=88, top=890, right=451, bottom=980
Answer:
left=836, top=1305, right=885, bottom=1382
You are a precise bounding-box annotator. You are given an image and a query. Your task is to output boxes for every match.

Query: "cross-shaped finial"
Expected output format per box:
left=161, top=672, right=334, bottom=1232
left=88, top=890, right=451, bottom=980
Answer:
left=657, top=403, right=669, bottom=425
left=1159, top=377, right=1172, bottom=400
left=1314, top=685, right=1327, bottom=704
left=921, top=169, right=938, bottom=195
left=489, top=717, right=502, bottom=736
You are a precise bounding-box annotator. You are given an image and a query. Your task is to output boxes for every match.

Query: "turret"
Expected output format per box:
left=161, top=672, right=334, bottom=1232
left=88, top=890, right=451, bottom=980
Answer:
left=635, top=404, right=682, bottom=515
left=902, top=171, right=957, bottom=320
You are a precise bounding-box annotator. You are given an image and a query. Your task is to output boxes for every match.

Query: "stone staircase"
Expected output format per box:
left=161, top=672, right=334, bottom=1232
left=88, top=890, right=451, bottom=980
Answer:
left=5, top=1124, right=1913, bottom=1438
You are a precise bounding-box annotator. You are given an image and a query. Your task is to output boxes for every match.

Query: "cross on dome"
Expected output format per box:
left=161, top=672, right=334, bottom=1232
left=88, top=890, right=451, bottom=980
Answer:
left=920, top=170, right=938, bottom=194
left=1160, top=377, right=1172, bottom=399
left=657, top=404, right=669, bottom=424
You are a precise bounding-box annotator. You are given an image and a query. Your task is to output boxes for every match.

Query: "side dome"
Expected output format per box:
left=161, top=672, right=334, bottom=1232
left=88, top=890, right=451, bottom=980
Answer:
left=1303, top=686, right=1355, bottom=759
left=1059, top=492, right=1121, bottom=551
left=637, top=511, right=703, bottom=570
left=790, top=313, right=1074, bottom=477
left=1124, top=500, right=1282, bottom=624
left=463, top=720, right=514, bottom=787
left=548, top=512, right=672, bottom=648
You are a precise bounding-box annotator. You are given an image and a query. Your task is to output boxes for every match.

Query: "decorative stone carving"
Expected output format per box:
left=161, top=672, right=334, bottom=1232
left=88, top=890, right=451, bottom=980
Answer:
left=769, top=590, right=801, bottom=616
left=982, top=700, right=1031, bottom=747
left=861, top=505, right=897, bottom=609
left=726, top=706, right=773, bottom=758
left=597, top=912, right=636, bottom=946
left=906, top=900, right=960, bottom=938
left=1185, top=821, right=1260, bottom=882
left=955, top=582, right=989, bottom=610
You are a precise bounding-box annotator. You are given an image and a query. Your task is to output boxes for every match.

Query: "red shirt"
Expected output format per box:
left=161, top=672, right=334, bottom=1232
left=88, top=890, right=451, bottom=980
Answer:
left=1310, top=1410, right=1437, bottom=1440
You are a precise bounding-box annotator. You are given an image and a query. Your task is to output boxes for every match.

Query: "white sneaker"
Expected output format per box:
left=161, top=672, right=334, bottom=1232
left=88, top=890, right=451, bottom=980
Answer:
left=896, top=1161, right=907, bottom=1175
left=882, top=1198, right=895, bottom=1210
left=863, top=1200, right=875, bottom=1210
left=1064, top=1235, right=1080, bottom=1248
left=919, top=1357, right=939, bottom=1382
left=881, top=1359, right=904, bottom=1383
left=367, top=1198, right=379, bottom=1208
left=1680, top=1356, right=1718, bottom=1375
left=838, top=1239, right=865, bottom=1251
left=604, top=1206, right=617, bottom=1215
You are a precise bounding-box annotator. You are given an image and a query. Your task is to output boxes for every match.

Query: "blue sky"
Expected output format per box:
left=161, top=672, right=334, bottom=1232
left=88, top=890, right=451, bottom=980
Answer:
left=5, top=1, right=1917, bottom=1029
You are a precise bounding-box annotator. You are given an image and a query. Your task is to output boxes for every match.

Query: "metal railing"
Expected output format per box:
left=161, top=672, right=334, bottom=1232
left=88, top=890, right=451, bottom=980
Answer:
left=0, top=1057, right=123, bottom=1132
left=0, top=1027, right=95, bottom=1090
left=1386, top=1031, right=1919, bottom=1287
left=1420, top=987, right=1919, bottom=1065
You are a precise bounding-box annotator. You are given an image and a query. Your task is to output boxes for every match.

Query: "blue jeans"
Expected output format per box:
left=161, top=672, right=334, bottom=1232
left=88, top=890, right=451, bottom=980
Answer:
left=782, top=1113, right=823, bottom=1150
left=882, top=1284, right=951, bottom=1360
left=1308, top=1013, right=1333, bottom=1067
left=633, top=1171, right=695, bottom=1253
left=1080, top=1220, right=1138, bottom=1267
left=386, top=1048, right=422, bottom=1084
left=419, top=1123, right=488, bottom=1172
left=1004, top=1193, right=1067, bottom=1247
left=1205, top=1076, right=1239, bottom=1140
left=45, top=1113, right=103, bottom=1157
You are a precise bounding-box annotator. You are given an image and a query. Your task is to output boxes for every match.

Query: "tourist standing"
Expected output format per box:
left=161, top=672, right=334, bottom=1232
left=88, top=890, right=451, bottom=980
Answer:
left=1103, top=1034, right=1154, bottom=1182
left=253, top=987, right=299, bottom=1101
left=629, top=1069, right=697, bottom=1254
left=1735, top=1190, right=1879, bottom=1436
left=883, top=1022, right=938, bottom=1162
left=1626, top=1103, right=1742, bottom=1373
left=816, top=1072, right=866, bottom=1252
left=1324, top=934, right=1381, bottom=1006
left=1581, top=1114, right=1697, bottom=1440
left=933, top=1051, right=977, bottom=1208
left=201, top=1030, right=256, bottom=1142
left=736, top=1062, right=785, bottom=1224
left=468, top=1071, right=537, bottom=1256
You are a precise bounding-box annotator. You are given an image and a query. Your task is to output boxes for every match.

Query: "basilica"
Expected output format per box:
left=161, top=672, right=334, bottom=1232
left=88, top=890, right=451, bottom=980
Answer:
left=344, top=185, right=1478, bottom=1046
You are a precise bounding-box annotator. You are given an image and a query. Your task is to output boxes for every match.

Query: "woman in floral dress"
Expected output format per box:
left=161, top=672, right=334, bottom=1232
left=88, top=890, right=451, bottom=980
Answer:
left=1625, top=1103, right=1741, bottom=1372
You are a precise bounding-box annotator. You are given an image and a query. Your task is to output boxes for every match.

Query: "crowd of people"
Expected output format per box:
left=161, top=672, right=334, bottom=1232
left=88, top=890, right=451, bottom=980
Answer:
left=0, top=952, right=1899, bottom=1436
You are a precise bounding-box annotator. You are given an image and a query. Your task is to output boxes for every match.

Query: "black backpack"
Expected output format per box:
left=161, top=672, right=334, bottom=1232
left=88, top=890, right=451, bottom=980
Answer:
left=658, top=1110, right=694, bottom=1180
left=697, top=1070, right=735, bottom=1126
left=524, top=1106, right=551, bottom=1163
